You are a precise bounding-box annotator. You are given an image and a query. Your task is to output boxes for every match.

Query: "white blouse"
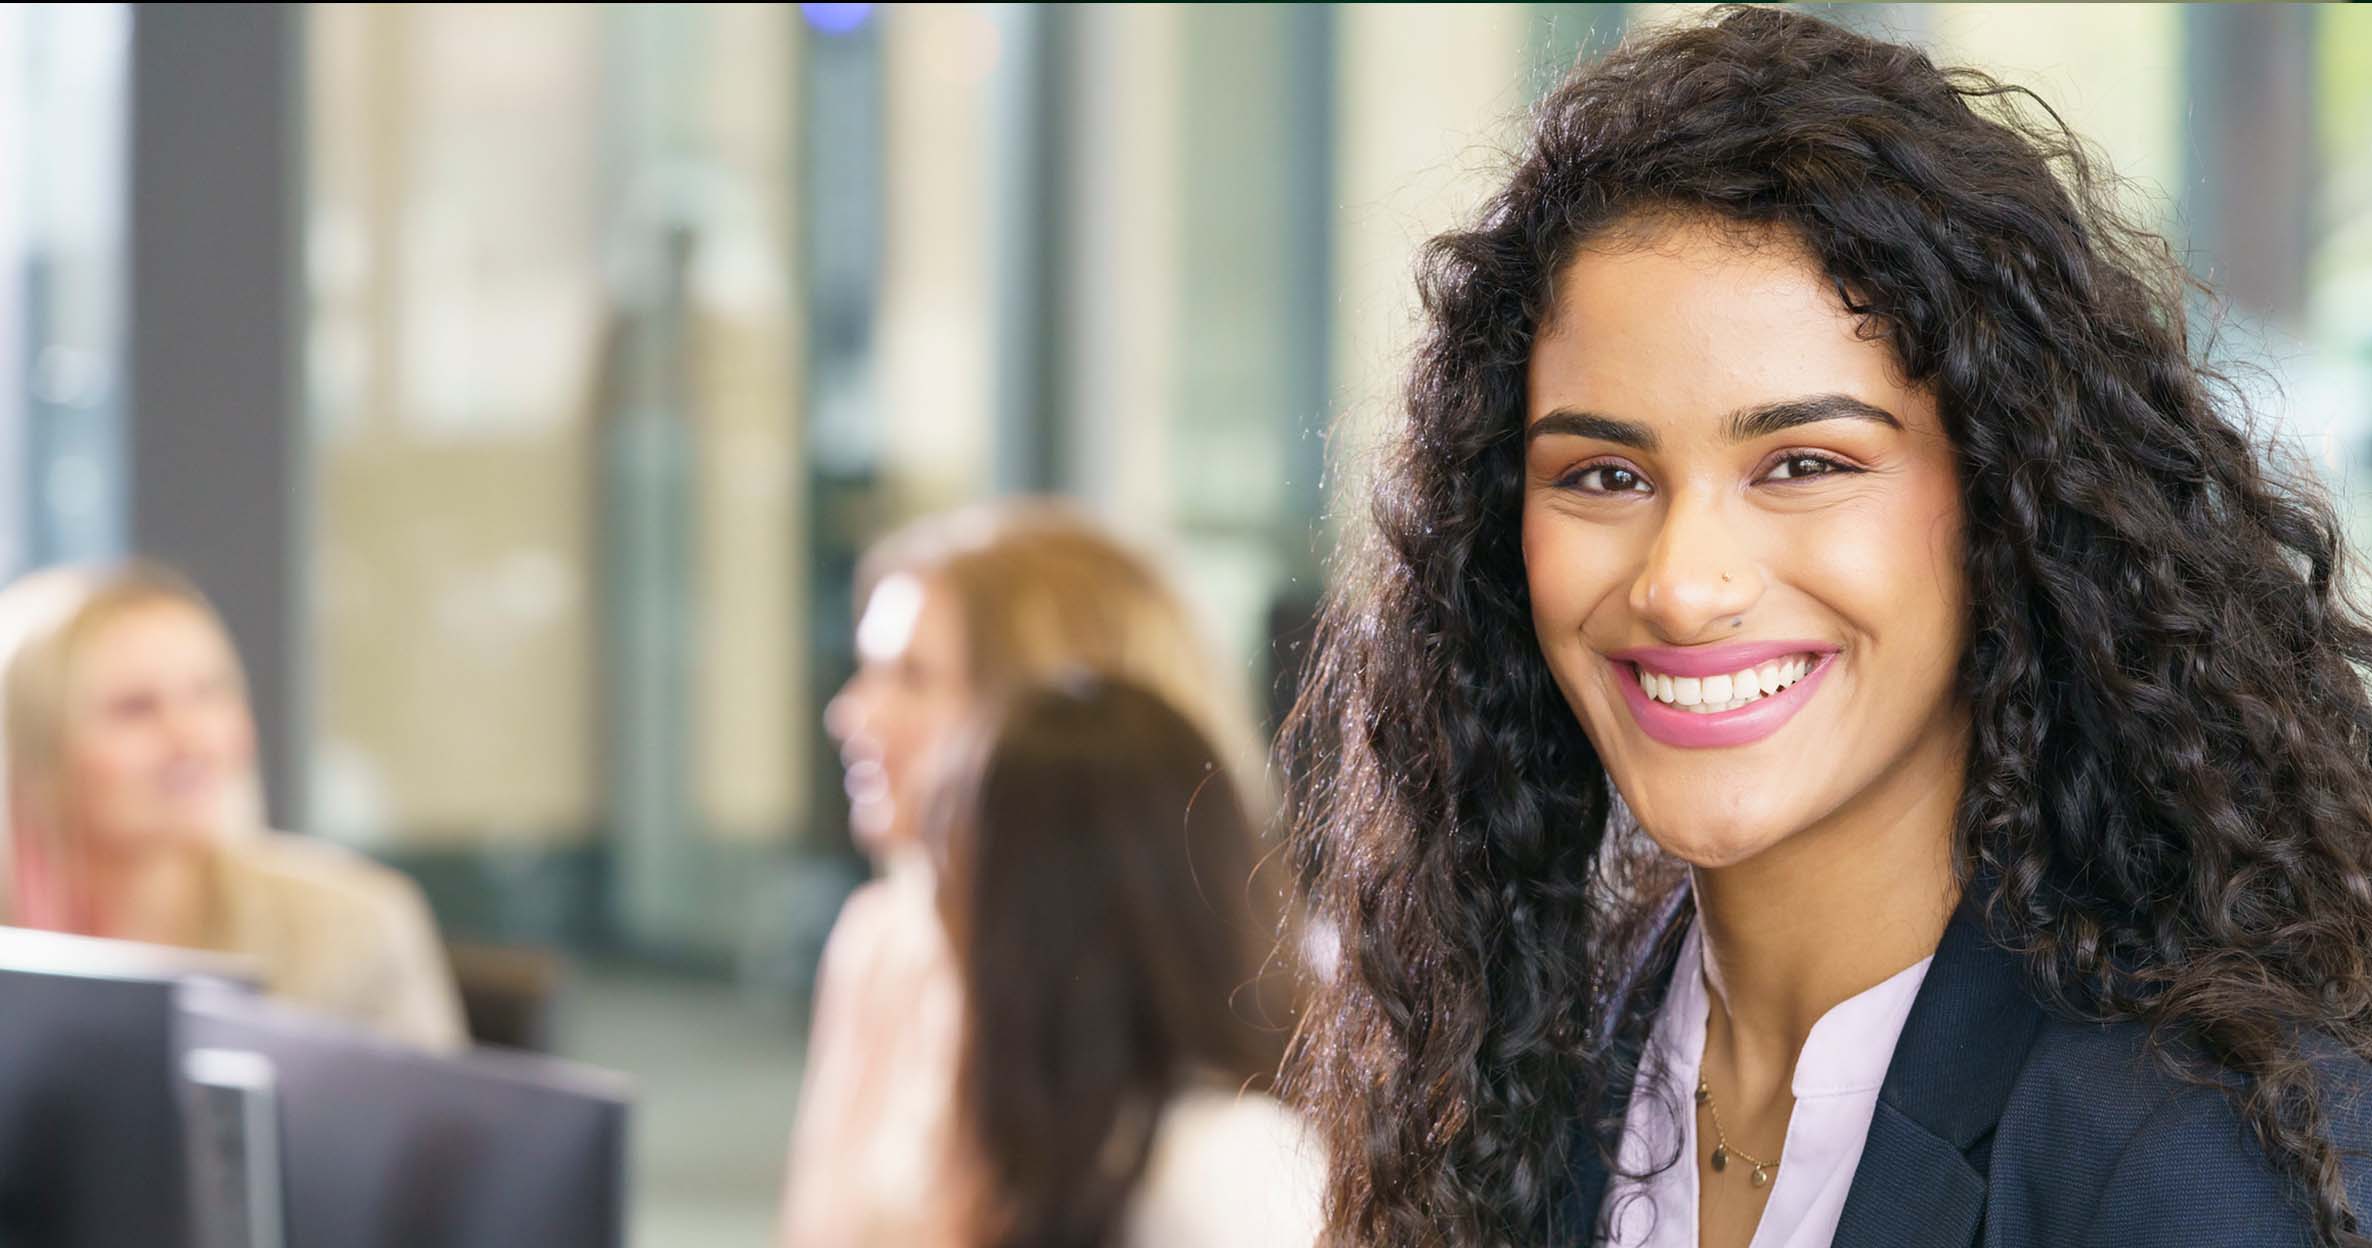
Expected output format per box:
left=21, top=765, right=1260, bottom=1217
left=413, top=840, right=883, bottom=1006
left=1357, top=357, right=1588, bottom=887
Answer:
left=1124, top=1084, right=1327, bottom=1248
left=1599, top=917, right=1931, bottom=1248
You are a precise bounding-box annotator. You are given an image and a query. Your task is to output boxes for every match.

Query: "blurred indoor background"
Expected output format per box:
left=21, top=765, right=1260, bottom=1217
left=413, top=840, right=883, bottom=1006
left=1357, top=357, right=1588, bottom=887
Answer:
left=2, top=3, right=2367, bottom=1244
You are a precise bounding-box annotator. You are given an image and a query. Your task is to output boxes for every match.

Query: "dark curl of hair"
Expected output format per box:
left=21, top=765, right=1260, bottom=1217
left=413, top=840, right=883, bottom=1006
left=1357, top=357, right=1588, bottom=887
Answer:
left=1280, top=7, right=2372, bottom=1246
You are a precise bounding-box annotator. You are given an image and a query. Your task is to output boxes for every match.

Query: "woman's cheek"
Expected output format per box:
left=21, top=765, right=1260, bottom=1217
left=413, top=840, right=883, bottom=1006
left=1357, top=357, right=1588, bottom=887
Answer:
left=73, top=735, right=142, bottom=794
left=1522, top=506, right=1610, bottom=624
left=1522, top=513, right=1631, bottom=728
left=1840, top=473, right=1963, bottom=632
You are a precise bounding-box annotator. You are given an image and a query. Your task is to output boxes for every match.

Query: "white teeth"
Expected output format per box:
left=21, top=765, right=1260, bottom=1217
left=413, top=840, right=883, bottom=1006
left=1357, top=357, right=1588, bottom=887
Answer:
left=1634, top=653, right=1823, bottom=713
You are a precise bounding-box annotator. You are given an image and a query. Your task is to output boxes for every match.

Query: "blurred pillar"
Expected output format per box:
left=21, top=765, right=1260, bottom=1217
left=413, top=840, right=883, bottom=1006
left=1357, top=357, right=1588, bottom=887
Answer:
left=599, top=4, right=816, bottom=958
left=126, top=3, right=304, bottom=829
left=4, top=7, right=133, bottom=581
left=1062, top=5, right=1183, bottom=529
left=989, top=4, right=1067, bottom=495
left=0, top=8, right=16, bottom=578
left=1330, top=5, right=1529, bottom=517
left=872, top=6, right=998, bottom=511
left=797, top=2, right=883, bottom=861
left=1280, top=5, right=1336, bottom=580
left=2183, top=4, right=2318, bottom=327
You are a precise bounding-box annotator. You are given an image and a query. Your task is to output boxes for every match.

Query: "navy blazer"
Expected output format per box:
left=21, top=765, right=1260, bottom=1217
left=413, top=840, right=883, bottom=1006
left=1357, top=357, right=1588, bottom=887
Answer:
left=1568, top=897, right=2372, bottom=1247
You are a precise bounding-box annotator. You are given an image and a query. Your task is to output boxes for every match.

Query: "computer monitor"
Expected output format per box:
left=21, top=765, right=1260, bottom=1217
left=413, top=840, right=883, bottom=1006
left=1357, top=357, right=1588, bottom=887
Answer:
left=177, top=988, right=631, bottom=1248
left=0, top=926, right=259, bottom=1248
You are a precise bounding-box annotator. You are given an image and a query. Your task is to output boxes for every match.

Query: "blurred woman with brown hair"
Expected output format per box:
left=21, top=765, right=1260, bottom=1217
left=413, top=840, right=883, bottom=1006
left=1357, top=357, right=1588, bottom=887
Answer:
left=779, top=500, right=1288, bottom=1246
left=0, top=560, right=465, bottom=1051
left=924, top=676, right=1320, bottom=1247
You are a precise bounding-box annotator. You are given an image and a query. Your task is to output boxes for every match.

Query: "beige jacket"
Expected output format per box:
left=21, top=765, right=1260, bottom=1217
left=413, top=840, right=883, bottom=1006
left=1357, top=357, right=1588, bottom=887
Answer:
left=779, top=862, right=967, bottom=1247
left=207, top=835, right=469, bottom=1052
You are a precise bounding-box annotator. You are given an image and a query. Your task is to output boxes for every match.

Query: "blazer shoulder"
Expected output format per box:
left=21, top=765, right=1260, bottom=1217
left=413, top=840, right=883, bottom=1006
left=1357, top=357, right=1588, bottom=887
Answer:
left=1987, top=1018, right=2372, bottom=1247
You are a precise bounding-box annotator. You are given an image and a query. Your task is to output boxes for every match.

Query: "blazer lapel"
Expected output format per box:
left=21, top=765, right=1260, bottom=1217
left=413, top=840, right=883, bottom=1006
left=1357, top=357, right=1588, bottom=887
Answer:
left=1565, top=886, right=2045, bottom=1248
left=1828, top=1102, right=1992, bottom=1248
left=1829, top=898, right=2045, bottom=1248
left=1568, top=1123, right=1613, bottom=1243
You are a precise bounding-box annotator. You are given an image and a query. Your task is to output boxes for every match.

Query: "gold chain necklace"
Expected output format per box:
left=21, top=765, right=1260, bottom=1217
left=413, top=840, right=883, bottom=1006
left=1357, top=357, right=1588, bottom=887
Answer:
left=1695, top=1075, right=1780, bottom=1189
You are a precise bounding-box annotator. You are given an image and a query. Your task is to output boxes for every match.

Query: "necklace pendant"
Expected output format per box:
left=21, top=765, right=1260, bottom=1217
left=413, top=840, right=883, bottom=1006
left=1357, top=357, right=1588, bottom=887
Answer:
left=1751, top=1164, right=1771, bottom=1189
left=1710, top=1144, right=1728, bottom=1172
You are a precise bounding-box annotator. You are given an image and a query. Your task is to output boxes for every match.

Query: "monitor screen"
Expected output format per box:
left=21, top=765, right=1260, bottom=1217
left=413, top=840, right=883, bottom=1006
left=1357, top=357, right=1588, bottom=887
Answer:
left=177, top=990, right=630, bottom=1248
left=0, top=928, right=240, bottom=1248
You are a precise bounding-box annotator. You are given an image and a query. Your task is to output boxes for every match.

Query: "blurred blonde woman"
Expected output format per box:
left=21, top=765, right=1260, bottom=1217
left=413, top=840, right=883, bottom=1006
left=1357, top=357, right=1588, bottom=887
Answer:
left=0, top=561, right=465, bottom=1051
left=780, top=500, right=1285, bottom=1247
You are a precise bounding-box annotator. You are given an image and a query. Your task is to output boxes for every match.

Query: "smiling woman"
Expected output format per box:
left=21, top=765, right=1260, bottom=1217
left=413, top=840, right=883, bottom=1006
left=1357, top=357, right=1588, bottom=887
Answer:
left=0, top=561, right=465, bottom=1052
left=778, top=501, right=1280, bottom=1248
left=1523, top=226, right=1967, bottom=873
left=1282, top=7, right=2372, bottom=1248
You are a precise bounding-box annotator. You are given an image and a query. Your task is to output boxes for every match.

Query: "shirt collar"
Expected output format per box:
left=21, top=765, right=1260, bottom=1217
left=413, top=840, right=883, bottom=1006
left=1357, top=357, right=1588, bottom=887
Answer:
left=1661, top=913, right=1935, bottom=1099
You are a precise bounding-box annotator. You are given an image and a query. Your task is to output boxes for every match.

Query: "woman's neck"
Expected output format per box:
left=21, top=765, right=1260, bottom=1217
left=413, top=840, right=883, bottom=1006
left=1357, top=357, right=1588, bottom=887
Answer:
left=880, top=840, right=937, bottom=890
left=1691, top=728, right=1965, bottom=1088
left=80, top=840, right=220, bottom=949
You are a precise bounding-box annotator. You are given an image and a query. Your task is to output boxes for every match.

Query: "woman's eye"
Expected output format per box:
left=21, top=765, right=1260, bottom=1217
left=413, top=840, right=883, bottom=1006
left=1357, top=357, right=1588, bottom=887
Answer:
left=106, top=694, right=160, bottom=722
left=1764, top=454, right=1850, bottom=482
left=1564, top=464, right=1651, bottom=495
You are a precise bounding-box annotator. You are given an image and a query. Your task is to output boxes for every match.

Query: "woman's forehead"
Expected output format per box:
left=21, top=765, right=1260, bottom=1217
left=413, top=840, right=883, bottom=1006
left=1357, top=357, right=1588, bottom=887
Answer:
left=66, top=602, right=235, bottom=685
left=1528, top=224, right=1930, bottom=438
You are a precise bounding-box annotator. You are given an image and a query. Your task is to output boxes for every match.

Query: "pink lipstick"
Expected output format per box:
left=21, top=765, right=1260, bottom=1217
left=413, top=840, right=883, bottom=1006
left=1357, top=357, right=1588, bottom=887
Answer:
left=1606, top=641, right=1840, bottom=749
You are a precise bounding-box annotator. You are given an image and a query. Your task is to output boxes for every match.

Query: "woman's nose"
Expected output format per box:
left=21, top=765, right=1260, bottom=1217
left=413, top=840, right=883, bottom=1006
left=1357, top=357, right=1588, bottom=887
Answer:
left=162, top=698, right=224, bottom=758
left=1628, top=493, right=1765, bottom=641
left=823, top=673, right=869, bottom=745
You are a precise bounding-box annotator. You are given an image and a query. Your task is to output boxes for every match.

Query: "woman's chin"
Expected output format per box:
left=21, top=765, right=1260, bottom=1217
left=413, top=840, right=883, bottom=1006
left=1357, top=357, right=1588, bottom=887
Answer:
left=84, top=819, right=224, bottom=859
left=847, top=802, right=913, bottom=863
left=1629, top=804, right=1796, bottom=870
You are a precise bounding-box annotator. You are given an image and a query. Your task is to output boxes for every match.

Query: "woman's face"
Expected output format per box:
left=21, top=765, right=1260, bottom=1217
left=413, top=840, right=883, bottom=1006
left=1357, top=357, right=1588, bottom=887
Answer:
left=1521, top=220, right=1968, bottom=868
left=825, top=573, right=972, bottom=858
left=59, top=600, right=259, bottom=855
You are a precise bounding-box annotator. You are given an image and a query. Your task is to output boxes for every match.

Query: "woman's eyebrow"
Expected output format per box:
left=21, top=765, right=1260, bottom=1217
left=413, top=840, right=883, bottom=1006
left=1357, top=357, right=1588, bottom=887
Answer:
left=1524, top=410, right=1658, bottom=451
left=1525, top=393, right=1901, bottom=451
left=1724, top=393, right=1902, bottom=442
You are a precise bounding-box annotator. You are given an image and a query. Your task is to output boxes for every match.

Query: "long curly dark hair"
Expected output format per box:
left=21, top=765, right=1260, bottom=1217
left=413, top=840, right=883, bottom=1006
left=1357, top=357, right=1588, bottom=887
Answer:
left=1280, top=7, right=2372, bottom=1246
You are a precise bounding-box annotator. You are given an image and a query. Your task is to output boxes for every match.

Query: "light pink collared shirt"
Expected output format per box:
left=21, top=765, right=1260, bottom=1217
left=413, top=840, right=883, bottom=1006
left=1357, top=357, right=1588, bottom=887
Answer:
left=1599, top=916, right=1933, bottom=1248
